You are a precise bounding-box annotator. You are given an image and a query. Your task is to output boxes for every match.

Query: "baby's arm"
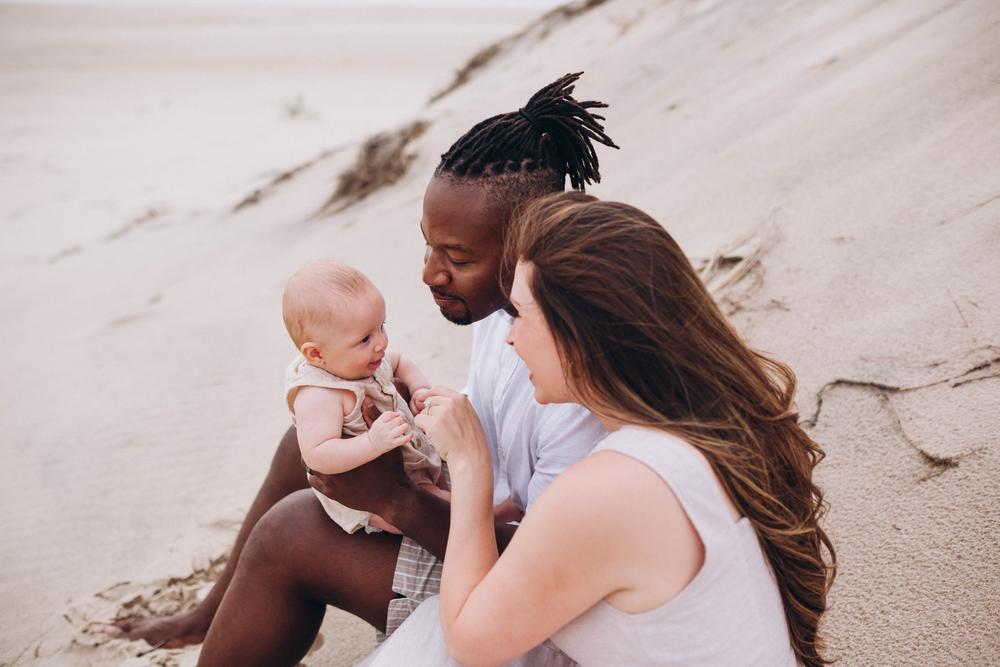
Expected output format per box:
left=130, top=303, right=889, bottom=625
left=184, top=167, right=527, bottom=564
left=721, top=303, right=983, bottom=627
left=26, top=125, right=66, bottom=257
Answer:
left=389, top=351, right=431, bottom=413
left=295, top=386, right=412, bottom=475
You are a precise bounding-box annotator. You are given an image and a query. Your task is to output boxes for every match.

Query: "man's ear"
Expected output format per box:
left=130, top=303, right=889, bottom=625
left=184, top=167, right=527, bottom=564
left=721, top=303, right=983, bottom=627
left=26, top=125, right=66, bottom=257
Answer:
left=301, top=342, right=322, bottom=364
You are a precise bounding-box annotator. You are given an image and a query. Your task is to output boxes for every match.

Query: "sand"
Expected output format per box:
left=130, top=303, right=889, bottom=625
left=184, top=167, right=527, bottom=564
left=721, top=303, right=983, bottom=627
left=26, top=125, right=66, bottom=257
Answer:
left=0, top=3, right=538, bottom=665
left=2, top=0, right=998, bottom=665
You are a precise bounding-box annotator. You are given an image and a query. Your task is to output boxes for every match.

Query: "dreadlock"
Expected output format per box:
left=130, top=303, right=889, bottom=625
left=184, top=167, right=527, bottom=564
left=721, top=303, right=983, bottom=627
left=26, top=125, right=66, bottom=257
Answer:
left=436, top=72, right=618, bottom=192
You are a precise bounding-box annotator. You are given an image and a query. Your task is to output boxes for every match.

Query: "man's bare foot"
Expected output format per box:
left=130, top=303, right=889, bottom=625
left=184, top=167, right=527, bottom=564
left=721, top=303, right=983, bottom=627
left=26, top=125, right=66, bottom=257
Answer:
left=105, top=607, right=212, bottom=649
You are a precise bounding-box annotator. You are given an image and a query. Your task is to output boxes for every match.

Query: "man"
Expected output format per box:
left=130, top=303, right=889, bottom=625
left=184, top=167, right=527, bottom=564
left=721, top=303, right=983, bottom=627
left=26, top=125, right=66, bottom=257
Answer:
left=120, top=72, right=618, bottom=666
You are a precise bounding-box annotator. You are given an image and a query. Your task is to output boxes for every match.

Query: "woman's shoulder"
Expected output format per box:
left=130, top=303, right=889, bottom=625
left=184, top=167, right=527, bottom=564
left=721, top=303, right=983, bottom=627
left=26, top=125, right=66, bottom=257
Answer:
left=527, top=430, right=691, bottom=537
left=593, top=426, right=742, bottom=524
left=521, top=429, right=707, bottom=612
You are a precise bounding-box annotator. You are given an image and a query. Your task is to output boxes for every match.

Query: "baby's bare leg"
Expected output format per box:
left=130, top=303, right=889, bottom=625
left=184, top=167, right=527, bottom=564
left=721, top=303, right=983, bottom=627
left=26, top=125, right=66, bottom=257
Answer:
left=367, top=514, right=403, bottom=534
left=111, top=427, right=309, bottom=648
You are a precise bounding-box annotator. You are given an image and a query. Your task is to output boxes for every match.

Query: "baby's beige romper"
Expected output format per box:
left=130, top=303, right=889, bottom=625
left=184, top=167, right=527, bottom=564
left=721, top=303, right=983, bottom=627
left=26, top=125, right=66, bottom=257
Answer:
left=285, top=353, right=442, bottom=533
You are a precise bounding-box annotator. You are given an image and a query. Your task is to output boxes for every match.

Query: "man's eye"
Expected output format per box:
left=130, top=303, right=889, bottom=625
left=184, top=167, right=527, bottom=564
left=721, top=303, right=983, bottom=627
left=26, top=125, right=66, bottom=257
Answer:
left=448, top=255, right=470, bottom=266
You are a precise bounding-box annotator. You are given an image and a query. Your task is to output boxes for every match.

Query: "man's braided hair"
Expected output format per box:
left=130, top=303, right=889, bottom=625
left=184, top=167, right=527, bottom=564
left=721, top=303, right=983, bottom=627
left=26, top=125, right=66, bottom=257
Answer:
left=436, top=72, right=618, bottom=192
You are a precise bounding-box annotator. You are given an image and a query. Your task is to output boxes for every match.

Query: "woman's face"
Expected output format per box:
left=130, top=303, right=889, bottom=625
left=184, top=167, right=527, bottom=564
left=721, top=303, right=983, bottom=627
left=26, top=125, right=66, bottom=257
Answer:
left=506, top=262, right=573, bottom=404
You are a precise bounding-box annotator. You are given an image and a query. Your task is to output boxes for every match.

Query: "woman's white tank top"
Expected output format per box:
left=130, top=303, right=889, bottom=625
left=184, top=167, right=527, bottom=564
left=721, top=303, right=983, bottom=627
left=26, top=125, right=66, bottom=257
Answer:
left=551, top=426, right=798, bottom=667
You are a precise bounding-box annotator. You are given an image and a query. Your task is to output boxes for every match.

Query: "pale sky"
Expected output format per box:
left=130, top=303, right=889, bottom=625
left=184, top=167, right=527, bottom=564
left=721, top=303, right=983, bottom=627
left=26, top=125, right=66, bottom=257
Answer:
left=4, top=0, right=563, bottom=6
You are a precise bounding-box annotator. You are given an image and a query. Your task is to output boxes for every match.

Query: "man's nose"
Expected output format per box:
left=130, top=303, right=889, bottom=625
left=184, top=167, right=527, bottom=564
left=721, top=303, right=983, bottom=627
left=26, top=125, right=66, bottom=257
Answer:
left=422, top=252, right=448, bottom=286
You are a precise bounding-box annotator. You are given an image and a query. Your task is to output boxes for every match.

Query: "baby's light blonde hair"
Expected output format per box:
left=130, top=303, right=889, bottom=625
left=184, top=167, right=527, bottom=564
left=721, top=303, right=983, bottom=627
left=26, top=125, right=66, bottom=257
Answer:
left=282, top=261, right=373, bottom=349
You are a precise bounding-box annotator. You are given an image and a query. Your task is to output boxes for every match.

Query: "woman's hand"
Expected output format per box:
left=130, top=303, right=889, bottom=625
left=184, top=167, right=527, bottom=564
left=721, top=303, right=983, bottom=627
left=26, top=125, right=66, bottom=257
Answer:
left=413, top=387, right=489, bottom=466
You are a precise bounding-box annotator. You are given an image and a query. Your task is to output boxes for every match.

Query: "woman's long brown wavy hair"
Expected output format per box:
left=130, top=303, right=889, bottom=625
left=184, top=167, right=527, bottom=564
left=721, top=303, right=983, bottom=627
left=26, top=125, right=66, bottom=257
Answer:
left=506, top=192, right=836, bottom=667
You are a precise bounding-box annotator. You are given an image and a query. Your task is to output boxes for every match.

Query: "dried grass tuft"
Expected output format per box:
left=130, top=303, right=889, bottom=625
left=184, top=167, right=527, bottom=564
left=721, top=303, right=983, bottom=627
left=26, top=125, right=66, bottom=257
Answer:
left=428, top=0, right=609, bottom=104
left=316, top=120, right=430, bottom=217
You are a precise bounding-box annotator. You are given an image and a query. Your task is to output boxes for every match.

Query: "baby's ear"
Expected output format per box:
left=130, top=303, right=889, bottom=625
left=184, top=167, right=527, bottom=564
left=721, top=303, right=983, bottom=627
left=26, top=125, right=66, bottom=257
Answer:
left=301, top=342, right=322, bottom=363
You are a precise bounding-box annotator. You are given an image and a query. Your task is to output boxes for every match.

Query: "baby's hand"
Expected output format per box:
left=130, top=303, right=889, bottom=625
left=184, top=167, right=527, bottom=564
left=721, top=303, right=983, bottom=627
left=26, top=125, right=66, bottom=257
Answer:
left=368, top=411, right=412, bottom=453
left=410, top=386, right=432, bottom=415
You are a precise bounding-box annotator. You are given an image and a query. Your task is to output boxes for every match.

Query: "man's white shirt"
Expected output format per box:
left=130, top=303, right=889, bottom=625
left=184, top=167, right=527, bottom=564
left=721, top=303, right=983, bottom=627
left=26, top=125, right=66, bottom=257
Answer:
left=464, top=311, right=607, bottom=509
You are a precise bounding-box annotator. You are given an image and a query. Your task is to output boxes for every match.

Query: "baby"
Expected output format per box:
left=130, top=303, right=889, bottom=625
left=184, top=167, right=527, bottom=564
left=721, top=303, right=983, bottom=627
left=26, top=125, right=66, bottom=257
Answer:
left=282, top=260, right=446, bottom=534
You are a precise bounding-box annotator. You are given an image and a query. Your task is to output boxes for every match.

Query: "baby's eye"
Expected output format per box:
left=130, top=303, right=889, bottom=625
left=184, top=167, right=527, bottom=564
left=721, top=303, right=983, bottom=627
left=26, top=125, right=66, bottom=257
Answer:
left=360, top=335, right=370, bottom=344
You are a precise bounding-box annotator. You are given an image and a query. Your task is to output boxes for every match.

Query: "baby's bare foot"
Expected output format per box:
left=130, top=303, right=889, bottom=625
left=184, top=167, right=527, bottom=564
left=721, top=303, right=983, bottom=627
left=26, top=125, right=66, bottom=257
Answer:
left=106, top=608, right=212, bottom=649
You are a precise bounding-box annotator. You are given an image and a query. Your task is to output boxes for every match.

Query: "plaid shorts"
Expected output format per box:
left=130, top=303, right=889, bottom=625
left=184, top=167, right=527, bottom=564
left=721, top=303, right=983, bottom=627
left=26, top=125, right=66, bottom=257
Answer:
left=378, top=536, right=443, bottom=641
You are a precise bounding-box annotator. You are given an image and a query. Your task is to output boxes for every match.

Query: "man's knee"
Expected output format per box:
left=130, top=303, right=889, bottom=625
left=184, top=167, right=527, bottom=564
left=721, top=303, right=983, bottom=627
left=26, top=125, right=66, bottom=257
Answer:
left=240, top=489, right=325, bottom=572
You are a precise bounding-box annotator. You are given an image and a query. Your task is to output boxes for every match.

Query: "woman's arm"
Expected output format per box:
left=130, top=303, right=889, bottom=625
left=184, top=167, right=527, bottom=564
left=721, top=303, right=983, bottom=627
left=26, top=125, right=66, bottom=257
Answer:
left=438, top=453, right=633, bottom=666
left=439, top=443, right=707, bottom=667
left=413, top=389, right=674, bottom=666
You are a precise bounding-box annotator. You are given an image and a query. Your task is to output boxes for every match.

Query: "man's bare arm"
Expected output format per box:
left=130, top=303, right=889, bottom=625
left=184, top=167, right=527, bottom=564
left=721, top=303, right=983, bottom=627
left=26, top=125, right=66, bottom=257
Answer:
left=381, top=483, right=517, bottom=561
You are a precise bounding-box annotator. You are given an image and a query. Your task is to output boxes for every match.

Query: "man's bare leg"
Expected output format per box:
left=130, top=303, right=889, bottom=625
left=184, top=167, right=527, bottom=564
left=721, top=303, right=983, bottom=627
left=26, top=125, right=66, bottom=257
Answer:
left=197, top=489, right=401, bottom=667
left=111, top=427, right=309, bottom=648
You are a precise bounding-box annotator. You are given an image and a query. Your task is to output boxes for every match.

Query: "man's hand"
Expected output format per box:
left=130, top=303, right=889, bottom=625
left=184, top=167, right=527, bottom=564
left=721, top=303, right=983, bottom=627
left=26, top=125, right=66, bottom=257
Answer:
left=307, top=397, right=414, bottom=518
left=308, top=444, right=413, bottom=518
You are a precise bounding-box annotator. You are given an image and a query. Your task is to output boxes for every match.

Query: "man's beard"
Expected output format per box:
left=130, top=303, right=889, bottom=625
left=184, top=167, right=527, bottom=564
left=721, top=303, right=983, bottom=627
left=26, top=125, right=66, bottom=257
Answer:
left=440, top=303, right=473, bottom=326
left=431, top=288, right=473, bottom=325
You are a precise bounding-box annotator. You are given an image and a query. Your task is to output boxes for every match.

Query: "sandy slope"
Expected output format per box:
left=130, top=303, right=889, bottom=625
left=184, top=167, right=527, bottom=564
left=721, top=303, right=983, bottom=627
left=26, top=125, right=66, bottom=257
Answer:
left=2, top=0, right=999, bottom=665
left=0, top=4, right=536, bottom=665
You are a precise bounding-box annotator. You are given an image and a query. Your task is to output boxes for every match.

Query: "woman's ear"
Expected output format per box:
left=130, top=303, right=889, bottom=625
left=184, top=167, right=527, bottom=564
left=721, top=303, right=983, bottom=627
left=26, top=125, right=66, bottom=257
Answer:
left=301, top=342, right=322, bottom=364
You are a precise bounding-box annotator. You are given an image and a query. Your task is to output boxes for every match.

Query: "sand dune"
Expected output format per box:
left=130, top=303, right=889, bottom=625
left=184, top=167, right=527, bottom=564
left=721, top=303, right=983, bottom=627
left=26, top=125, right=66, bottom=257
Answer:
left=2, top=0, right=998, bottom=665
left=0, top=4, right=536, bottom=665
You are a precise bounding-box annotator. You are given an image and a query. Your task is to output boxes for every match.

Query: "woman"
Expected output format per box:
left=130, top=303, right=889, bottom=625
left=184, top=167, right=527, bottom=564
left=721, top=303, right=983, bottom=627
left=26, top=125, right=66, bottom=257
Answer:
left=413, top=192, right=836, bottom=666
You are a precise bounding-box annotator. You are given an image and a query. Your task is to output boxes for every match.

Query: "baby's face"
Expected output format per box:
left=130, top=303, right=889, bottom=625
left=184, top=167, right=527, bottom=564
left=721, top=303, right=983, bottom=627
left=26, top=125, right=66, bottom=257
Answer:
left=311, top=287, right=388, bottom=380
